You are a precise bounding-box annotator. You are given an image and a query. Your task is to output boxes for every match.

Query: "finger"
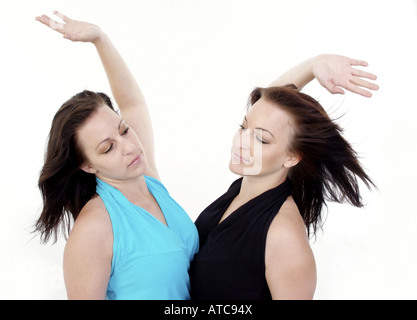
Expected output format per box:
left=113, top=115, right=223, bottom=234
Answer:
left=53, top=10, right=72, bottom=23
left=351, top=76, right=379, bottom=91
left=325, top=80, right=345, bottom=95
left=35, top=14, right=51, bottom=26
left=351, top=68, right=378, bottom=81
left=329, top=86, right=345, bottom=95
left=346, top=82, right=372, bottom=98
left=36, top=14, right=65, bottom=32
left=350, top=59, right=369, bottom=68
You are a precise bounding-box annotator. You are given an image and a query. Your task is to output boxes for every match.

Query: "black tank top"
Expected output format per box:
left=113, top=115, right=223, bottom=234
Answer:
left=189, top=178, right=292, bottom=300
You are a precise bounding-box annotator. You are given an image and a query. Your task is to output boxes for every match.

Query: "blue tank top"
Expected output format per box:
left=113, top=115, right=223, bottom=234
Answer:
left=95, top=176, right=199, bottom=300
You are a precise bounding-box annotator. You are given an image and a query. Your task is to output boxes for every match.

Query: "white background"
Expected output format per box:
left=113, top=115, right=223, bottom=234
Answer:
left=1, top=0, right=416, bottom=299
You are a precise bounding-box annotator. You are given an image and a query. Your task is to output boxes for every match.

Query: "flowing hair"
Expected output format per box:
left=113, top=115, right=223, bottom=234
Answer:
left=35, top=90, right=115, bottom=243
left=249, top=85, right=375, bottom=236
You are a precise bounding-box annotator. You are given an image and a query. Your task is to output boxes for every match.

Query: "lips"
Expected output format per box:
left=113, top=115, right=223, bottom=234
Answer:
left=232, top=151, right=250, bottom=164
left=128, top=154, right=141, bottom=167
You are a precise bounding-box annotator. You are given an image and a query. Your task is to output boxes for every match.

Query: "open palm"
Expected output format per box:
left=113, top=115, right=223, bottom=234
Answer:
left=313, top=54, right=379, bottom=98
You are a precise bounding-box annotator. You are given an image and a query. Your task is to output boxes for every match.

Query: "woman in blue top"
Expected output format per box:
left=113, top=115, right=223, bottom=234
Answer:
left=34, top=12, right=198, bottom=299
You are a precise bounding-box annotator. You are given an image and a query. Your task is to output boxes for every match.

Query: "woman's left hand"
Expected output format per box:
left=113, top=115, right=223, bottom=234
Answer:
left=35, top=11, right=104, bottom=44
left=313, top=54, right=379, bottom=98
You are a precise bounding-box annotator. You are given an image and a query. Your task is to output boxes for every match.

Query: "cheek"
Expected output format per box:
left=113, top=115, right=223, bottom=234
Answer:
left=258, top=148, right=274, bottom=167
left=260, top=144, right=288, bottom=168
left=129, top=128, right=142, bottom=144
left=89, top=151, right=121, bottom=172
left=135, top=137, right=144, bottom=150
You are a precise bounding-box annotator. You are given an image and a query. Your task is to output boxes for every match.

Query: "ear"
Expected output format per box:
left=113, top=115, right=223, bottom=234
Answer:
left=283, top=152, right=301, bottom=169
left=80, top=163, right=98, bottom=174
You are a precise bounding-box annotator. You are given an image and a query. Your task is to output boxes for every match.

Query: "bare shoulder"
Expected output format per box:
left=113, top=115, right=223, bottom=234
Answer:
left=70, top=195, right=112, bottom=238
left=65, top=195, right=113, bottom=262
left=64, top=195, right=113, bottom=299
left=265, top=196, right=317, bottom=299
left=268, top=196, right=307, bottom=243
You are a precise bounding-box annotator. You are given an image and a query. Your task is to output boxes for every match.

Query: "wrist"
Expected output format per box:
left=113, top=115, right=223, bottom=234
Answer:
left=92, top=29, right=108, bottom=47
left=311, top=55, right=322, bottom=72
left=301, top=56, right=316, bottom=84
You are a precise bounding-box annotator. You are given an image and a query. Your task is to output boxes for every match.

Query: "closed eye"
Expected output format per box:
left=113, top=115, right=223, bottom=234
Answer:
left=240, top=125, right=268, bottom=144
left=256, top=136, right=268, bottom=144
left=104, top=143, right=113, bottom=154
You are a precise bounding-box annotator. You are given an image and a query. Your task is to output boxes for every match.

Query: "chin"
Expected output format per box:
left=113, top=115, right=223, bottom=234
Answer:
left=127, top=159, right=148, bottom=179
left=137, top=162, right=149, bottom=177
left=229, top=160, right=263, bottom=176
left=229, top=161, right=243, bottom=176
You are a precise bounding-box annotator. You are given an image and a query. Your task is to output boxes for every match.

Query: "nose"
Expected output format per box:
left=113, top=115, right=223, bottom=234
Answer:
left=240, top=129, right=252, bottom=150
left=120, top=137, right=135, bottom=155
left=232, top=129, right=252, bottom=153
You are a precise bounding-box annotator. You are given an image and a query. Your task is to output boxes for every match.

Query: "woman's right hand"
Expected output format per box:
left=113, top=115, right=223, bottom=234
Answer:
left=35, top=11, right=104, bottom=44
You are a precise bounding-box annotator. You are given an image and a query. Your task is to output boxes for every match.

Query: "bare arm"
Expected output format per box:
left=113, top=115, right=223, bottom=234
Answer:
left=63, top=198, right=113, bottom=300
left=93, top=34, right=159, bottom=179
left=269, top=57, right=316, bottom=90
left=270, top=54, right=379, bottom=98
left=265, top=198, right=317, bottom=300
left=36, top=11, right=159, bottom=180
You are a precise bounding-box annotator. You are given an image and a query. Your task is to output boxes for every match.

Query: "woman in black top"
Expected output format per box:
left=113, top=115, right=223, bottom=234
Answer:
left=190, top=55, right=379, bottom=300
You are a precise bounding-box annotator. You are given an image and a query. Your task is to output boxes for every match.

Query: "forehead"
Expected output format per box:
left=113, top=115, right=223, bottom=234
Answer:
left=246, top=98, right=293, bottom=133
left=77, top=106, right=121, bottom=148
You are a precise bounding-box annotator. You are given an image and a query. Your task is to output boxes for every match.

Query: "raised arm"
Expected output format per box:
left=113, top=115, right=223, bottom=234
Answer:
left=36, top=11, right=159, bottom=180
left=270, top=54, right=379, bottom=98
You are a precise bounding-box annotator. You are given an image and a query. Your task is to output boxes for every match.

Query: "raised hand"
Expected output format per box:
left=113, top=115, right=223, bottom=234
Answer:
left=312, top=54, right=379, bottom=98
left=35, top=11, right=103, bottom=44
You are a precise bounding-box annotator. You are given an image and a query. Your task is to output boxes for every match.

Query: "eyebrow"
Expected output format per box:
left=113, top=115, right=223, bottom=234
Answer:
left=243, top=116, right=275, bottom=138
left=95, top=119, right=124, bottom=150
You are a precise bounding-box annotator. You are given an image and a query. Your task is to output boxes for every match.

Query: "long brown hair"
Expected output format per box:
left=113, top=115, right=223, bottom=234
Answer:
left=35, top=90, right=115, bottom=243
left=249, top=85, right=375, bottom=236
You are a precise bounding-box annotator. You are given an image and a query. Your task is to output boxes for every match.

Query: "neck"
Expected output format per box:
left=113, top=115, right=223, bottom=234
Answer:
left=238, top=172, right=288, bottom=201
left=97, top=175, right=150, bottom=199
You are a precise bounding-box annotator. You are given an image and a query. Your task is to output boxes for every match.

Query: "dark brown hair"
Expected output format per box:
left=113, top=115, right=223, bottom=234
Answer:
left=249, top=85, right=375, bottom=236
left=35, top=90, right=115, bottom=243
